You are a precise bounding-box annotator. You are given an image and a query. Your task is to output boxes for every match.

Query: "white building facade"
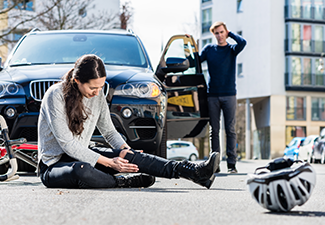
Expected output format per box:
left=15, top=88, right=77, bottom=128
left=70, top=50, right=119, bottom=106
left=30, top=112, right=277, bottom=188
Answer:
left=200, top=0, right=325, bottom=159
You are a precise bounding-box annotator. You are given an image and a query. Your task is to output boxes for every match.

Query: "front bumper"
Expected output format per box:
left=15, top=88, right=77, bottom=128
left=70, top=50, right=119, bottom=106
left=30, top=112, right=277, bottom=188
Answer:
left=109, top=95, right=167, bottom=153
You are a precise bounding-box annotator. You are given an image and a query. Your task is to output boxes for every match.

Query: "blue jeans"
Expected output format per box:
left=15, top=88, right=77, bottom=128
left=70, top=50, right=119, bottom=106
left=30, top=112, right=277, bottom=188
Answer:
left=208, top=96, right=237, bottom=166
left=39, top=147, right=179, bottom=189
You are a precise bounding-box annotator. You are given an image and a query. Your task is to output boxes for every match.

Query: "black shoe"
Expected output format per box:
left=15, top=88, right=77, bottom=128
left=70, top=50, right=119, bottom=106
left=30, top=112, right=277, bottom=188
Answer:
left=176, top=152, right=220, bottom=189
left=115, top=173, right=156, bottom=188
left=227, top=167, right=238, bottom=174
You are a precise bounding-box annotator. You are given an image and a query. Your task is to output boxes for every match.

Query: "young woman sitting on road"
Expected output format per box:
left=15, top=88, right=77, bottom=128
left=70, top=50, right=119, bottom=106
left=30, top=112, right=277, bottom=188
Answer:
left=38, top=54, right=220, bottom=189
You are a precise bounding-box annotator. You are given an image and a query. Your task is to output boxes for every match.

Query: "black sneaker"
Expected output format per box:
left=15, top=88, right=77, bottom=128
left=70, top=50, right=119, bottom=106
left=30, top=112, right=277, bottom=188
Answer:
left=115, top=173, right=156, bottom=188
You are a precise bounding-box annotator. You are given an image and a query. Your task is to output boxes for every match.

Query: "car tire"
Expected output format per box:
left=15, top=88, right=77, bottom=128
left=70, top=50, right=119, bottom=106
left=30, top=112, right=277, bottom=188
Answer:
left=155, top=124, right=167, bottom=158
left=308, top=153, right=314, bottom=163
left=189, top=154, right=197, bottom=161
left=321, top=150, right=325, bottom=164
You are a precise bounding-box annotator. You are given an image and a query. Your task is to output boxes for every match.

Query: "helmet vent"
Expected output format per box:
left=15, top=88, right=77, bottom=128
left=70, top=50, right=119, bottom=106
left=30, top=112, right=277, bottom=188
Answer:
left=253, top=186, right=260, bottom=202
left=266, top=189, right=272, bottom=205
left=290, top=184, right=300, bottom=200
left=277, top=185, right=288, bottom=210
left=299, top=178, right=311, bottom=193
left=298, top=186, right=306, bottom=196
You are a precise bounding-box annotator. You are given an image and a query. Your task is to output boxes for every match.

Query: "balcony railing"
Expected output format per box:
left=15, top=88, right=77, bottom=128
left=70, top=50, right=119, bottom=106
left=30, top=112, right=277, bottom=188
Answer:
left=285, top=73, right=325, bottom=89
left=202, top=21, right=212, bottom=33
left=202, top=0, right=211, bottom=3
left=311, top=107, right=325, bottom=120
left=285, top=5, right=325, bottom=20
left=286, top=107, right=306, bottom=120
left=285, top=39, right=325, bottom=53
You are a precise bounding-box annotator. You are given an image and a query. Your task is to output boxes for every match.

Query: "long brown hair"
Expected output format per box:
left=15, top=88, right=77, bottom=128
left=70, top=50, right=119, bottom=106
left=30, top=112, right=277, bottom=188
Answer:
left=62, top=54, right=106, bottom=135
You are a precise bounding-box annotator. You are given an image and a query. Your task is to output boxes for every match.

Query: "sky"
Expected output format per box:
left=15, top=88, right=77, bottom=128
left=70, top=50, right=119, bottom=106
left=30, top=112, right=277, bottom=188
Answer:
left=122, top=0, right=200, bottom=68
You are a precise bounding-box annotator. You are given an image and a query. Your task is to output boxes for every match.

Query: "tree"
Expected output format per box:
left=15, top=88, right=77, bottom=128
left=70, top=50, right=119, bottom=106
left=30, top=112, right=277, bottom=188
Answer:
left=37, top=0, right=120, bottom=30
left=0, top=0, right=60, bottom=40
left=119, top=1, right=132, bottom=30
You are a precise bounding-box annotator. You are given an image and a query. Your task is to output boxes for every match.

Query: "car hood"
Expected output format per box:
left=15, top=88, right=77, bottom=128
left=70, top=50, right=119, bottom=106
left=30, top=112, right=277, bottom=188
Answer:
left=0, top=64, right=156, bottom=87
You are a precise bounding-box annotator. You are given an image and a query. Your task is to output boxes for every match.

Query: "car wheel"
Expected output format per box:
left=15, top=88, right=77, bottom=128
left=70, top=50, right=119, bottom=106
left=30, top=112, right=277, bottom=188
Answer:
left=155, top=124, right=167, bottom=158
left=321, top=150, right=325, bottom=164
left=189, top=154, right=197, bottom=161
left=308, top=153, right=314, bottom=163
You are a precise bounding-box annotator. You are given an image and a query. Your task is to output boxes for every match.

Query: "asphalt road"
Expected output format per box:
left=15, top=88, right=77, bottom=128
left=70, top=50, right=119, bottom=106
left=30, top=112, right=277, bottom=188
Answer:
left=0, top=159, right=324, bottom=225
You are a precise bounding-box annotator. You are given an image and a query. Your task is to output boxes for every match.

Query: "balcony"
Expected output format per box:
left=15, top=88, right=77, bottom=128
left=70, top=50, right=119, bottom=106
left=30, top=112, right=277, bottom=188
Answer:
left=285, top=5, right=325, bottom=21
left=285, top=73, right=325, bottom=91
left=286, top=106, right=306, bottom=120
left=285, top=39, right=325, bottom=55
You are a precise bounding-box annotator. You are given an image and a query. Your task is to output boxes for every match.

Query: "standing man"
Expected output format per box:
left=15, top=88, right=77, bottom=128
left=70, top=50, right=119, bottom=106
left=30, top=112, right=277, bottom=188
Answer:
left=200, top=21, right=246, bottom=173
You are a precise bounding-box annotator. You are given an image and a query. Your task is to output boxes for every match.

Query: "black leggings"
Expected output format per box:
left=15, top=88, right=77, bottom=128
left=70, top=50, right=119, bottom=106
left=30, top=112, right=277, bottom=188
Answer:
left=39, top=147, right=179, bottom=189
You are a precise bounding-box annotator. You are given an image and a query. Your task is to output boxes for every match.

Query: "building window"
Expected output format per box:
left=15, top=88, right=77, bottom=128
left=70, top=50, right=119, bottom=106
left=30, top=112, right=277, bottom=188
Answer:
left=286, top=0, right=324, bottom=20
left=302, top=25, right=312, bottom=52
left=315, top=58, right=325, bottom=85
left=286, top=96, right=306, bottom=120
left=292, top=23, right=301, bottom=52
left=202, top=38, right=212, bottom=48
left=3, top=0, right=34, bottom=11
left=285, top=56, right=325, bottom=88
left=237, top=0, right=243, bottom=13
left=202, top=8, right=212, bottom=33
left=302, top=0, right=312, bottom=19
left=285, top=126, right=306, bottom=145
left=303, top=58, right=312, bottom=85
left=315, top=25, right=324, bottom=53
left=237, top=63, right=243, bottom=77
left=286, top=23, right=325, bottom=53
left=312, top=97, right=325, bottom=120
left=315, top=0, right=324, bottom=20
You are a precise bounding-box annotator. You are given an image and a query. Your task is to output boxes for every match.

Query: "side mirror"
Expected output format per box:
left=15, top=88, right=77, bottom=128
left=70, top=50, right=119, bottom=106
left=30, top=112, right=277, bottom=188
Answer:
left=161, top=57, right=189, bottom=73
left=0, top=57, right=2, bottom=71
left=286, top=145, right=288, bottom=148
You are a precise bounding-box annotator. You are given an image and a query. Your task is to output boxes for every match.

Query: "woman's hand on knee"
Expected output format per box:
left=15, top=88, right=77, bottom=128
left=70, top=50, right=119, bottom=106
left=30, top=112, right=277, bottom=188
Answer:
left=111, top=157, right=139, bottom=173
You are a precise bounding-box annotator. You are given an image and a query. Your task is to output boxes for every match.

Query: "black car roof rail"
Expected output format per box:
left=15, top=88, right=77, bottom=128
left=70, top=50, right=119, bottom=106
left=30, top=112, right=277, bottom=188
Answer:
left=127, top=28, right=134, bottom=34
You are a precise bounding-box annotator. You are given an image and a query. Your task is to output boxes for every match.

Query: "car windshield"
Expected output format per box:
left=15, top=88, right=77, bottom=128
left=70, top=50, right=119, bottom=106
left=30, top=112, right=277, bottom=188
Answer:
left=9, top=33, right=148, bottom=67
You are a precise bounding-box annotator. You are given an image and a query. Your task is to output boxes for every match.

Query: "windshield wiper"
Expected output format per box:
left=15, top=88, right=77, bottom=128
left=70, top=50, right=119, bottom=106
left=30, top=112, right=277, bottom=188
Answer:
left=10, top=62, right=73, bottom=67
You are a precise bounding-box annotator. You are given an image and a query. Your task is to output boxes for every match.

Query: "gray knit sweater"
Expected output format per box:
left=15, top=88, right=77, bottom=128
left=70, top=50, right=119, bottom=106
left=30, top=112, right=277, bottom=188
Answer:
left=38, top=82, right=125, bottom=168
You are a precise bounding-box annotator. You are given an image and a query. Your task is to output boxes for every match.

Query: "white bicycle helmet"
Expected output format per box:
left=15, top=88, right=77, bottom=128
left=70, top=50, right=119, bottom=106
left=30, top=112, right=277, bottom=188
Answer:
left=246, top=157, right=316, bottom=212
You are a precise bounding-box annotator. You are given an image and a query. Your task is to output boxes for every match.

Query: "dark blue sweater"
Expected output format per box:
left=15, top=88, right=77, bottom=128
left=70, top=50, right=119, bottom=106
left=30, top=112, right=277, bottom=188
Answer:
left=200, top=32, right=246, bottom=96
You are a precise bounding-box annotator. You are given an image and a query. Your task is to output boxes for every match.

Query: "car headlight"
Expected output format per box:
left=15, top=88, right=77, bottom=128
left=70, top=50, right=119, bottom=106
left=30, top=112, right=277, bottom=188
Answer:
left=0, top=82, right=24, bottom=97
left=114, top=82, right=161, bottom=98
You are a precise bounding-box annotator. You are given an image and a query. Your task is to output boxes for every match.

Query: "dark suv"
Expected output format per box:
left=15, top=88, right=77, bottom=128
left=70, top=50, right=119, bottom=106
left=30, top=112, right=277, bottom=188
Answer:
left=0, top=29, right=209, bottom=169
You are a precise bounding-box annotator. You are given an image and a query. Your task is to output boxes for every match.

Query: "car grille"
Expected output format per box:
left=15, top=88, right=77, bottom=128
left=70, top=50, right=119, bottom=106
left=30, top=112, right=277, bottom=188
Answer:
left=133, top=118, right=156, bottom=139
left=19, top=127, right=38, bottom=142
left=30, top=80, right=109, bottom=101
left=30, top=80, right=60, bottom=101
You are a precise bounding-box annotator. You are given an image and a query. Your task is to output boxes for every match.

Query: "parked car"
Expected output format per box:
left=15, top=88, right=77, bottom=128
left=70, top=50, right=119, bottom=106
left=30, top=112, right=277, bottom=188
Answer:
left=312, top=128, right=325, bottom=164
left=298, top=135, right=318, bottom=162
left=166, top=140, right=199, bottom=161
left=284, top=137, right=306, bottom=160
left=0, top=29, right=209, bottom=170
